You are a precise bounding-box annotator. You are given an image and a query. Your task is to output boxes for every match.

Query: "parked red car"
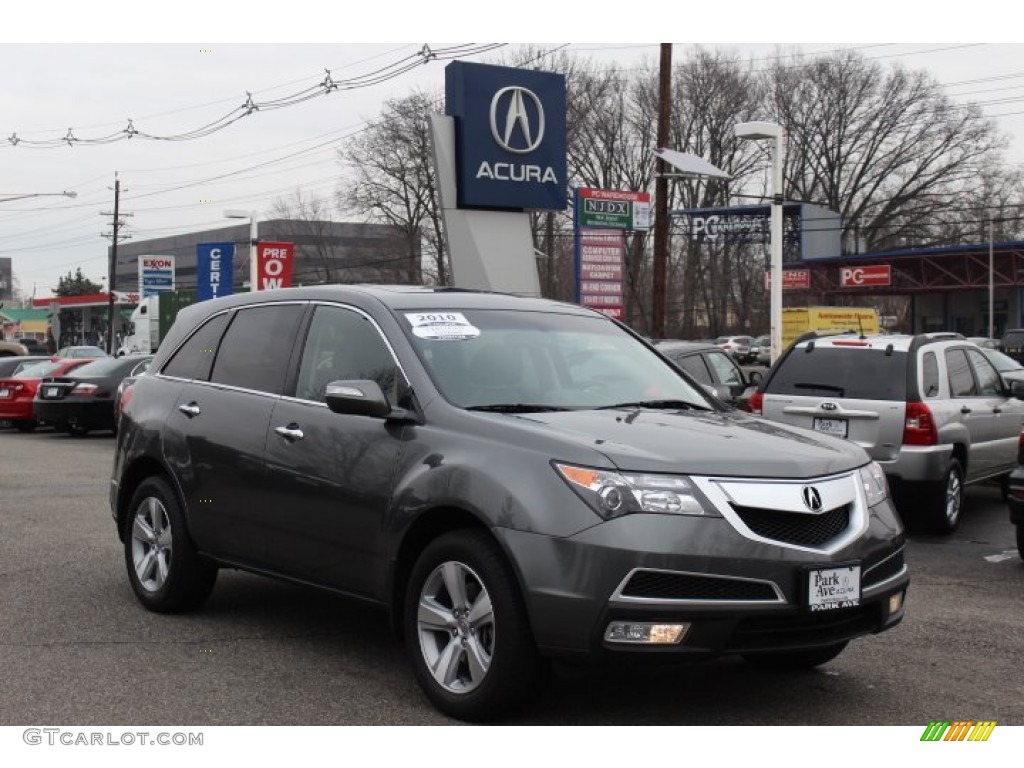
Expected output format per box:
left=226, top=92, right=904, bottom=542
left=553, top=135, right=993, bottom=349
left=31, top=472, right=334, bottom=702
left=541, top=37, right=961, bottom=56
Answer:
left=0, top=358, right=91, bottom=432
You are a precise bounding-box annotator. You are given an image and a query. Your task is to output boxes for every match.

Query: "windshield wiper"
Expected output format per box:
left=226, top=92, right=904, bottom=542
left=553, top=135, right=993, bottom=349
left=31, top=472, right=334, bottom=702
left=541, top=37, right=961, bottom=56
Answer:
left=597, top=399, right=712, bottom=411
left=794, top=383, right=845, bottom=395
left=465, top=404, right=570, bottom=413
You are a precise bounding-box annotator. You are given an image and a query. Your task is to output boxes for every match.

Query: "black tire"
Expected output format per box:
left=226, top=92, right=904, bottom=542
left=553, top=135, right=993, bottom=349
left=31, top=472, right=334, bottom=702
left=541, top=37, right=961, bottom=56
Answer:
left=924, top=458, right=965, bottom=534
left=743, top=640, right=848, bottom=670
left=122, top=476, right=217, bottom=613
left=1016, top=524, right=1024, bottom=562
left=14, top=420, right=36, bottom=433
left=404, top=529, right=546, bottom=721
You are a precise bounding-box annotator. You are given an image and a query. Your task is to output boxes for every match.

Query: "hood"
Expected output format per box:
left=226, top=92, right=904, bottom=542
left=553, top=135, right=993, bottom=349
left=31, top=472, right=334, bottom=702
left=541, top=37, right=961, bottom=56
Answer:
left=508, top=407, right=868, bottom=479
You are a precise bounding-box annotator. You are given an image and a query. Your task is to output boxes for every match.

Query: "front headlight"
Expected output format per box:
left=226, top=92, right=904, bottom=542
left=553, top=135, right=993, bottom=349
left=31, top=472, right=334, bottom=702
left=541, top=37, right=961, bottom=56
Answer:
left=554, top=462, right=718, bottom=519
left=858, top=461, right=889, bottom=507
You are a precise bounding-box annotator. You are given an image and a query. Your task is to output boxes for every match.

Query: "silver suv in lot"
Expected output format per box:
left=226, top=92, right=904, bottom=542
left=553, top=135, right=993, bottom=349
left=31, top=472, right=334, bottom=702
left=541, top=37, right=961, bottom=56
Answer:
left=111, top=287, right=908, bottom=720
left=752, top=332, right=1024, bottom=533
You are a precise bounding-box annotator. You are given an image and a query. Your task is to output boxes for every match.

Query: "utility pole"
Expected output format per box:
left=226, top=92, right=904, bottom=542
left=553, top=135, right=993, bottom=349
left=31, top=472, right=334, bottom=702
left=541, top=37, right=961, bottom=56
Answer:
left=101, top=173, right=133, bottom=354
left=651, top=43, right=672, bottom=339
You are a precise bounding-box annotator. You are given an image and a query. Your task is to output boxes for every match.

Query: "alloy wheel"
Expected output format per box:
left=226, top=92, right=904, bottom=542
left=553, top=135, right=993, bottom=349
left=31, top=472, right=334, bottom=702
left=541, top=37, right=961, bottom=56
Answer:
left=416, top=561, right=495, bottom=694
left=130, top=496, right=173, bottom=592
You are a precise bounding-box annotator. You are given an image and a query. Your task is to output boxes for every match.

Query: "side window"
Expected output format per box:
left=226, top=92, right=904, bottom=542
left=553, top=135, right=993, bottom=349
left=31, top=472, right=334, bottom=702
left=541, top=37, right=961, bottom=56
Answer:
left=705, top=351, right=743, bottom=387
left=210, top=304, right=305, bottom=395
left=966, top=348, right=1002, bottom=396
left=674, top=353, right=712, bottom=384
left=945, top=348, right=977, bottom=397
left=295, top=305, right=398, bottom=403
left=161, top=313, right=230, bottom=381
left=921, top=351, right=940, bottom=398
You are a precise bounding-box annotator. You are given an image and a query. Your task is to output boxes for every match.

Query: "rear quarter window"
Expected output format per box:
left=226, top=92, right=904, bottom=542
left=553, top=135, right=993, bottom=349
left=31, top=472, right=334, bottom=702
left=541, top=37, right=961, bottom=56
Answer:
left=766, top=348, right=909, bottom=400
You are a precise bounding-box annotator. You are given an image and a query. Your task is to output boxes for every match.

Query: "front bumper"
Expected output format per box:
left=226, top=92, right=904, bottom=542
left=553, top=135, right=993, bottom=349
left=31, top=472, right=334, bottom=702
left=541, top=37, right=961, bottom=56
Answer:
left=496, top=504, right=908, bottom=658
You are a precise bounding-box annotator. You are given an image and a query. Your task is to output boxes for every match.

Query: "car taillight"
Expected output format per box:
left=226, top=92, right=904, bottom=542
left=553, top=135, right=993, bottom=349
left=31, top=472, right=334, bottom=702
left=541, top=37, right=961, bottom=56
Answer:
left=749, top=391, right=764, bottom=414
left=117, top=385, right=135, bottom=416
left=71, top=383, right=99, bottom=396
left=903, top=401, right=937, bottom=446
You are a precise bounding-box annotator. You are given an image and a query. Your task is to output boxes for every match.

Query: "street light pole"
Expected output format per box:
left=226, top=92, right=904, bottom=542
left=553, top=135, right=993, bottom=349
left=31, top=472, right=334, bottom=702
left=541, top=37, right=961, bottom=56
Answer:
left=735, top=121, right=786, bottom=364
left=989, top=215, right=995, bottom=340
left=224, top=210, right=259, bottom=291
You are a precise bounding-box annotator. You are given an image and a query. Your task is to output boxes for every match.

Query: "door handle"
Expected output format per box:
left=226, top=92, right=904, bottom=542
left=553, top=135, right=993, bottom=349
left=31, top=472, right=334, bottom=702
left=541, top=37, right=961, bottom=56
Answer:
left=993, top=407, right=1002, bottom=414
left=178, top=402, right=201, bottom=418
left=274, top=424, right=305, bottom=442
left=960, top=406, right=972, bottom=414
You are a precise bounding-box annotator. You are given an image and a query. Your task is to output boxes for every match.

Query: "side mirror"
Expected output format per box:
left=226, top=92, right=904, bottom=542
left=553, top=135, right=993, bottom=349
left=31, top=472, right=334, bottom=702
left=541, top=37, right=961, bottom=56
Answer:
left=747, top=369, right=764, bottom=386
left=325, top=379, right=392, bottom=418
left=1010, top=380, right=1024, bottom=400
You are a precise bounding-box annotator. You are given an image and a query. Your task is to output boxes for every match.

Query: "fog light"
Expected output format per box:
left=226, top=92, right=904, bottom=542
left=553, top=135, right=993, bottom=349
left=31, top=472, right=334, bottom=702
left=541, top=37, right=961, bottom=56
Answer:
left=889, top=592, right=904, bottom=615
left=605, top=621, right=689, bottom=645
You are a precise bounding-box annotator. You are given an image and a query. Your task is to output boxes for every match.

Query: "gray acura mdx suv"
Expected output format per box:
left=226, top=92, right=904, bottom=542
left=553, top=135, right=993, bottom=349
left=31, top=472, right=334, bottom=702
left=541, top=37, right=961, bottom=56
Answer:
left=111, top=286, right=908, bottom=721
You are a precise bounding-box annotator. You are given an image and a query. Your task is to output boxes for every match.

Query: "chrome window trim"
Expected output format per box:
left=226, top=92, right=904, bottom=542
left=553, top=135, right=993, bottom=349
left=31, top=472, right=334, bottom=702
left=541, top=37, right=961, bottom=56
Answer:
left=609, top=567, right=786, bottom=606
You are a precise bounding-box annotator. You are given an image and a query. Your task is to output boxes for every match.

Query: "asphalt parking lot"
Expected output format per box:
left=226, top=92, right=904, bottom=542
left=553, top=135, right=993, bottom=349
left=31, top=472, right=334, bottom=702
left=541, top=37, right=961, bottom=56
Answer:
left=1, top=426, right=1022, bottom=725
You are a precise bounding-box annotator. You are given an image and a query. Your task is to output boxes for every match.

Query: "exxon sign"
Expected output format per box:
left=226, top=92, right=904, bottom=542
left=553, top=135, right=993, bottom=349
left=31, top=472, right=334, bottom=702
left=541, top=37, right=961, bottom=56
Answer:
left=445, top=61, right=567, bottom=211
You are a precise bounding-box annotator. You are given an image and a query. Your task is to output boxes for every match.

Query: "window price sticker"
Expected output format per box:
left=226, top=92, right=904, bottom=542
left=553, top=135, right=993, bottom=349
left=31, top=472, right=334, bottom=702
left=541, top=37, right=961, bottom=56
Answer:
left=405, top=312, right=481, bottom=341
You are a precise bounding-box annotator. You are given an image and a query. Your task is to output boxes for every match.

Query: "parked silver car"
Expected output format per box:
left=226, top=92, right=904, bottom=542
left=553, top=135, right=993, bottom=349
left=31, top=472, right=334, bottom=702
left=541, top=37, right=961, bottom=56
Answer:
left=752, top=332, right=1024, bottom=533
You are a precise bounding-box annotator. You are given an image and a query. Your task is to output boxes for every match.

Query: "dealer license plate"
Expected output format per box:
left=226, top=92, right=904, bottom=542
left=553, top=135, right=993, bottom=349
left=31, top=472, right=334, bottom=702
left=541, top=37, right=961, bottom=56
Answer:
left=807, top=566, right=861, bottom=611
left=45, top=387, right=59, bottom=398
left=813, top=417, right=847, bottom=438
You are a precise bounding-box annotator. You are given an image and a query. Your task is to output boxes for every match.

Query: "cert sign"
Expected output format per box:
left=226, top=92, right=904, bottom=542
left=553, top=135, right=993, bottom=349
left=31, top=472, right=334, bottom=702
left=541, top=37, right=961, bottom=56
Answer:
left=196, top=242, right=235, bottom=301
left=577, top=188, right=650, bottom=231
left=138, top=255, right=175, bottom=298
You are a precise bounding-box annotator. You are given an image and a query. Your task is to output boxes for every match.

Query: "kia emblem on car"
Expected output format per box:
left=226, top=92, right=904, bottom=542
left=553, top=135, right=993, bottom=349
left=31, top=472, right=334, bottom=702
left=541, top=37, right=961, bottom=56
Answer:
left=821, top=402, right=838, bottom=411
left=802, top=486, right=823, bottom=512
left=490, top=86, right=545, bottom=154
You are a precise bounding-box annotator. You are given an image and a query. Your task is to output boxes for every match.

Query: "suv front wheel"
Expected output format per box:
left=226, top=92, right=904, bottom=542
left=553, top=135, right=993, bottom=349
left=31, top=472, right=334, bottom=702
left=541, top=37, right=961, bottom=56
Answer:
left=404, top=530, right=545, bottom=721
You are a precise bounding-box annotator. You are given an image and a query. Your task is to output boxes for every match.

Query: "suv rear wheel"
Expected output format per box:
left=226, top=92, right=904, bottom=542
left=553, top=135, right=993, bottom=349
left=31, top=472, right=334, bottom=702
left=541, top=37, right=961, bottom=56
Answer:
left=123, top=476, right=217, bottom=613
left=925, top=458, right=965, bottom=534
left=1016, top=524, right=1024, bottom=561
left=404, top=530, right=545, bottom=721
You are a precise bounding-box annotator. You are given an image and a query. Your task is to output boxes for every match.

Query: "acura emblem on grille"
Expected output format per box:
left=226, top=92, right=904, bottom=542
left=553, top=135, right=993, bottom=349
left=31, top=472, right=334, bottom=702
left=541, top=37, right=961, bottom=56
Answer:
left=820, top=402, right=838, bottom=411
left=802, top=486, right=823, bottom=512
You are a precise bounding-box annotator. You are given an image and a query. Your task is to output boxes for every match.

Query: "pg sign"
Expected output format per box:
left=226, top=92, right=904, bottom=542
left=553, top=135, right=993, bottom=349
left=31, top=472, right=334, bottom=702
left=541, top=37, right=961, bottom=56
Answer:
left=196, top=242, right=235, bottom=301
left=445, top=61, right=567, bottom=211
left=255, top=242, right=295, bottom=291
left=841, top=265, right=891, bottom=288
left=137, top=255, right=175, bottom=298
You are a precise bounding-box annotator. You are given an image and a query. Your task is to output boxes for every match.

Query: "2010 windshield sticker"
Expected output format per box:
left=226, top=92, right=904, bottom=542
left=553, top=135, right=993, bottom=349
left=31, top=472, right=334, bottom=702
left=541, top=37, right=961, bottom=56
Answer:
left=405, top=312, right=481, bottom=341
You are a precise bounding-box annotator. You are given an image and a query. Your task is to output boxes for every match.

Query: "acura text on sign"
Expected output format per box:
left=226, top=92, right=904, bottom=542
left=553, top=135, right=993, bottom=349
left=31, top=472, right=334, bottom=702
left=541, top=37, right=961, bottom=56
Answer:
left=445, top=61, right=567, bottom=211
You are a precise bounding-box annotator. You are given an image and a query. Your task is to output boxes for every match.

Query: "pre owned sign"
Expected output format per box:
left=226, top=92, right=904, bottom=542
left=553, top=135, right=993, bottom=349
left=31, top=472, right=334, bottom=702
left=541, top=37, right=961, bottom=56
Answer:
left=840, top=265, right=891, bottom=287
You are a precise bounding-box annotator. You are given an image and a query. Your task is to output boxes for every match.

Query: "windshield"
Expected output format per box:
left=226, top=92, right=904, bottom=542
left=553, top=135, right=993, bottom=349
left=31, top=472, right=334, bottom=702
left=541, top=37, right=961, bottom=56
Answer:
left=14, top=361, right=63, bottom=379
left=401, top=309, right=713, bottom=410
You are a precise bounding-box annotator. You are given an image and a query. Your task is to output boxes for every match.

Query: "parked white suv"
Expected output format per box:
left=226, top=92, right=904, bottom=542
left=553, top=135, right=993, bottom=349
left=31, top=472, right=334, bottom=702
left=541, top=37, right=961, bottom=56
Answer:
left=751, top=332, right=1024, bottom=533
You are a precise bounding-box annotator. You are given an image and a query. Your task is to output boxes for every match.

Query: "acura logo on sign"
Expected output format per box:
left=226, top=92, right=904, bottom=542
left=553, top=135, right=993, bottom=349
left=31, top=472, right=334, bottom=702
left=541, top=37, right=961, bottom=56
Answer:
left=802, top=486, right=823, bottom=512
left=490, top=86, right=545, bottom=153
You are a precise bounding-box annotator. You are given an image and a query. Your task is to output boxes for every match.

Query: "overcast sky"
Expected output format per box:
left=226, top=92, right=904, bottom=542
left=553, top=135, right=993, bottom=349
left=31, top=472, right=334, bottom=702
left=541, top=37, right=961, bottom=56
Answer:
left=2, top=5, right=1021, bottom=299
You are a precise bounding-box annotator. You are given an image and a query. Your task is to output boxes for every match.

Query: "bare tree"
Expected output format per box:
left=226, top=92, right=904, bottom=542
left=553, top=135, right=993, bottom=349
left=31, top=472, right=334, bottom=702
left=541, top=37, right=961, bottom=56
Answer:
left=339, top=90, right=447, bottom=285
left=270, top=189, right=347, bottom=283
left=766, top=50, right=1008, bottom=252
